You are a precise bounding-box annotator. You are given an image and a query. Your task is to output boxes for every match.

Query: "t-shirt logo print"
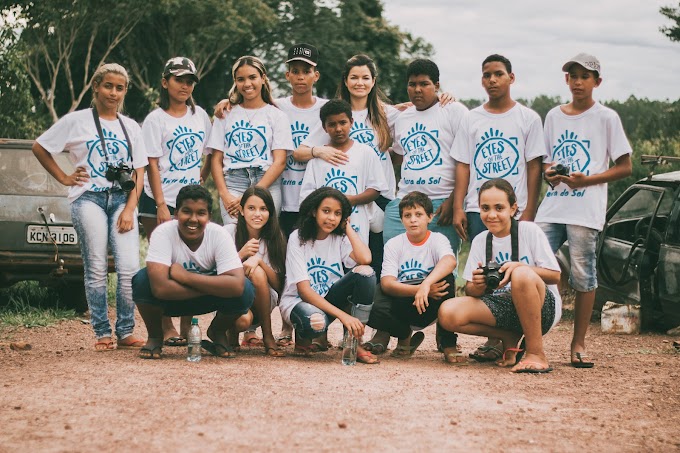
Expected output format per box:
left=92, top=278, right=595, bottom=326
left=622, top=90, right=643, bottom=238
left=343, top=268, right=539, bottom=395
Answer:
left=397, top=259, right=433, bottom=281
left=307, top=256, right=343, bottom=295
left=494, top=251, right=529, bottom=265
left=552, top=130, right=591, bottom=174
left=473, top=128, right=520, bottom=180
left=286, top=121, right=309, bottom=171
left=86, top=129, right=129, bottom=177
left=323, top=168, right=359, bottom=215
left=400, top=123, right=442, bottom=171
left=350, top=121, right=385, bottom=161
left=225, top=119, right=268, bottom=164
left=167, top=126, right=206, bottom=171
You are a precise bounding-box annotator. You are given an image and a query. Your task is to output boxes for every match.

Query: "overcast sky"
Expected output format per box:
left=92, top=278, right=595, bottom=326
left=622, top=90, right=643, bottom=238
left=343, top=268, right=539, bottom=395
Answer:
left=382, top=0, right=680, bottom=102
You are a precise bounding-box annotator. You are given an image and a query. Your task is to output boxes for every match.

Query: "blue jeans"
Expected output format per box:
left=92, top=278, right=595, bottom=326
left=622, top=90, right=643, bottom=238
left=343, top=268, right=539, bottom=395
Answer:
left=71, top=190, right=139, bottom=339
left=383, top=198, right=461, bottom=254
left=290, top=268, right=376, bottom=339
left=536, top=222, right=599, bottom=292
left=132, top=268, right=254, bottom=316
left=221, top=167, right=281, bottom=225
left=466, top=212, right=487, bottom=241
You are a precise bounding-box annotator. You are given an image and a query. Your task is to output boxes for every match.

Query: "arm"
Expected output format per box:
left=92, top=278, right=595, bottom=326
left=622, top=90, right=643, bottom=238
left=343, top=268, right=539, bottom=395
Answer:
left=256, top=149, right=286, bottom=189
left=464, top=264, right=488, bottom=298
left=345, top=188, right=379, bottom=207
left=297, top=280, right=365, bottom=337
left=519, top=157, right=543, bottom=221
left=146, top=157, right=171, bottom=224
left=452, top=162, right=470, bottom=240
left=245, top=255, right=282, bottom=294
left=435, top=190, right=456, bottom=226
left=293, top=144, right=349, bottom=166
left=560, top=154, right=632, bottom=189
left=381, top=255, right=456, bottom=298
left=169, top=262, right=246, bottom=298
left=117, top=167, right=144, bottom=233
left=498, top=261, right=560, bottom=287
left=200, top=154, right=212, bottom=184
left=211, top=150, right=240, bottom=216
left=346, top=221, right=371, bottom=265
left=147, top=261, right=205, bottom=300
left=32, top=142, right=88, bottom=187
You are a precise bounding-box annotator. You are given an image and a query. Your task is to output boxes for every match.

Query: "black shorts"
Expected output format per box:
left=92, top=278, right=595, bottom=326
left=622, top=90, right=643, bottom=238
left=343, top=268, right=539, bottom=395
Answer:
left=481, top=286, right=556, bottom=335
left=138, top=191, right=176, bottom=218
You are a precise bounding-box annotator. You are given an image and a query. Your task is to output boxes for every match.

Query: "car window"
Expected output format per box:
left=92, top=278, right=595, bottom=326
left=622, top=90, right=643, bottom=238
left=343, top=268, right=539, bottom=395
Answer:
left=607, top=187, right=674, bottom=242
left=0, top=149, right=73, bottom=196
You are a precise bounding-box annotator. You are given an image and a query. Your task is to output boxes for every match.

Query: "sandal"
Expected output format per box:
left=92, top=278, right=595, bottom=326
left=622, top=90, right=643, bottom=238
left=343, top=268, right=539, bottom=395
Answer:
left=241, top=337, right=264, bottom=348
left=443, top=345, right=468, bottom=365
left=309, top=341, right=329, bottom=352
left=139, top=346, right=162, bottom=360
left=265, top=346, right=286, bottom=357
left=94, top=338, right=115, bottom=352
left=201, top=340, right=236, bottom=358
left=275, top=335, right=293, bottom=347
left=390, top=331, right=424, bottom=358
left=361, top=341, right=387, bottom=355
left=496, top=347, right=524, bottom=367
left=469, top=344, right=503, bottom=362
left=357, top=349, right=380, bottom=364
left=163, top=336, right=187, bottom=347
left=293, top=344, right=315, bottom=357
left=117, top=336, right=146, bottom=349
left=571, top=352, right=594, bottom=368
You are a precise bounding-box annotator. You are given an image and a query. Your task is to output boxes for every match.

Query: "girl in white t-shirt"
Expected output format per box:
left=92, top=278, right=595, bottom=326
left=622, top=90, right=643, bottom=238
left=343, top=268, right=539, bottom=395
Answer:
left=278, top=187, right=379, bottom=364
left=209, top=56, right=293, bottom=225
left=438, top=178, right=562, bottom=373
left=32, top=63, right=148, bottom=351
left=224, top=186, right=287, bottom=357
left=139, top=56, right=213, bottom=347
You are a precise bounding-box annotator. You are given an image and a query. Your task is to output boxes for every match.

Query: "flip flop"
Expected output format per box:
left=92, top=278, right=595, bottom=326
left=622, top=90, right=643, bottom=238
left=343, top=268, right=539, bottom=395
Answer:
left=309, top=341, right=329, bottom=352
left=469, top=344, right=503, bottom=362
left=275, top=335, right=293, bottom=347
left=496, top=347, right=524, bottom=367
left=361, top=341, right=387, bottom=355
left=265, top=346, right=286, bottom=357
left=571, top=352, right=594, bottom=368
left=357, top=349, right=380, bottom=364
left=139, top=346, right=162, bottom=360
left=443, top=345, right=469, bottom=365
left=201, top=340, right=236, bottom=358
left=513, top=360, right=554, bottom=374
left=390, top=331, right=424, bottom=358
left=163, top=336, right=187, bottom=347
left=241, top=337, right=264, bottom=348
left=117, top=337, right=145, bottom=349
left=94, top=339, right=115, bottom=352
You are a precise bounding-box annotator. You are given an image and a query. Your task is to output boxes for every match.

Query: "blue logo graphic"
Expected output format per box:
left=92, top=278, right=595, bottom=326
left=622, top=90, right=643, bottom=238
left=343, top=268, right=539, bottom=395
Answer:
left=350, top=121, right=386, bottom=161
left=397, top=259, right=433, bottom=281
left=494, top=251, right=530, bottom=265
left=86, top=129, right=130, bottom=177
left=167, top=126, right=205, bottom=171
left=225, top=120, right=268, bottom=163
left=306, top=256, right=343, bottom=295
left=285, top=121, right=309, bottom=172
left=400, top=123, right=442, bottom=171
left=473, top=128, right=520, bottom=180
left=323, top=167, right=358, bottom=195
left=551, top=130, right=591, bottom=174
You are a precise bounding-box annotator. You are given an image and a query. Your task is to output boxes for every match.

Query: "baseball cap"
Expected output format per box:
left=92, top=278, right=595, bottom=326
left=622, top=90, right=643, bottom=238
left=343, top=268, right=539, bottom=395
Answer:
left=562, top=53, right=601, bottom=76
left=285, top=43, right=319, bottom=66
left=163, top=57, right=199, bottom=82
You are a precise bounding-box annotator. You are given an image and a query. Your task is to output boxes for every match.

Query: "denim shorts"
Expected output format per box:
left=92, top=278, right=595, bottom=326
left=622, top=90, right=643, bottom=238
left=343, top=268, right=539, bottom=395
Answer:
left=536, top=222, right=598, bottom=292
left=220, top=167, right=281, bottom=225
left=138, top=191, right=176, bottom=219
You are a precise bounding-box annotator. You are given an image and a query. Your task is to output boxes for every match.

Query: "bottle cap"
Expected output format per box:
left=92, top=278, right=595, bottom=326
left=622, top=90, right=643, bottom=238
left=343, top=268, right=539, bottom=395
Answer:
left=191, top=318, right=199, bottom=325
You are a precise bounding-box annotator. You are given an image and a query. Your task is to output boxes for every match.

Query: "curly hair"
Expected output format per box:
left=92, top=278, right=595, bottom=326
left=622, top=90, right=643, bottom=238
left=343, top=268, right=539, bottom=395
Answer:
left=236, top=186, right=287, bottom=274
left=296, top=187, right=352, bottom=245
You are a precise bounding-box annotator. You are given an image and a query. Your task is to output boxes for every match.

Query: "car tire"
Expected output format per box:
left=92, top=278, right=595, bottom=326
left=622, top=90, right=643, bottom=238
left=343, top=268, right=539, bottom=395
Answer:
left=58, top=282, right=88, bottom=313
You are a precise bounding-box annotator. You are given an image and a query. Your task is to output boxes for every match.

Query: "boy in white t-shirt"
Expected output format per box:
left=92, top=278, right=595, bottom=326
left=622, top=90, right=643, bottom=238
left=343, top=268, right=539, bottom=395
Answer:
left=535, top=53, right=632, bottom=368
left=132, top=185, right=255, bottom=359
left=364, top=192, right=460, bottom=359
left=299, top=99, right=388, bottom=245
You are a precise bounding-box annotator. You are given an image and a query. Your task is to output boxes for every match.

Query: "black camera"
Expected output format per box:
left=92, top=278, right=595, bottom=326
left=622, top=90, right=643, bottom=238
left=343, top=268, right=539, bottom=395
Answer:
left=481, top=261, right=505, bottom=290
left=105, top=163, right=135, bottom=193
left=550, top=163, right=570, bottom=177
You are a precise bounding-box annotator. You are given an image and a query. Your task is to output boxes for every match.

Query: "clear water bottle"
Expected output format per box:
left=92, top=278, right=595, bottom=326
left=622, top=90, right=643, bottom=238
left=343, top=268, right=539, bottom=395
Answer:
left=341, top=330, right=357, bottom=366
left=187, top=318, right=201, bottom=362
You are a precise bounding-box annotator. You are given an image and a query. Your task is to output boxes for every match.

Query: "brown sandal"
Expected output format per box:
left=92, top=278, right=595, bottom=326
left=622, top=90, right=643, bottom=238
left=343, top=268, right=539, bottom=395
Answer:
left=94, top=339, right=115, bottom=351
left=265, top=346, right=286, bottom=357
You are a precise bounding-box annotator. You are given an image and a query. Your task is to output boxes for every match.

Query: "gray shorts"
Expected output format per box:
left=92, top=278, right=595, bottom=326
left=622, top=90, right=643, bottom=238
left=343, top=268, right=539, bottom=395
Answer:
left=481, top=286, right=556, bottom=335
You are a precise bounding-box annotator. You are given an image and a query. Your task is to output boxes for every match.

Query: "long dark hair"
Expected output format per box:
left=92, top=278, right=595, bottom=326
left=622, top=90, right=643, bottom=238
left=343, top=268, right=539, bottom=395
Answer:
left=296, top=187, right=352, bottom=245
left=236, top=186, right=286, bottom=274
left=159, top=75, right=197, bottom=114
left=336, top=54, right=392, bottom=151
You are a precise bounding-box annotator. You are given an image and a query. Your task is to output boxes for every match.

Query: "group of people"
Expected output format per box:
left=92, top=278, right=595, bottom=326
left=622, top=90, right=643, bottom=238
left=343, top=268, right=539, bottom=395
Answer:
left=32, top=42, right=632, bottom=373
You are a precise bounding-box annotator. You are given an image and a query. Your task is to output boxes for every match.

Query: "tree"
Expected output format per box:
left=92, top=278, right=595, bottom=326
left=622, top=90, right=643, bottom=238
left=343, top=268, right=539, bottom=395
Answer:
left=660, top=2, right=680, bottom=42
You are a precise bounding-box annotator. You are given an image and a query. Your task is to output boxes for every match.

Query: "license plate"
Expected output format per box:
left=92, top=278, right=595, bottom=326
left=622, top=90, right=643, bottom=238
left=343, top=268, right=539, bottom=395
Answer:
left=26, top=225, right=78, bottom=245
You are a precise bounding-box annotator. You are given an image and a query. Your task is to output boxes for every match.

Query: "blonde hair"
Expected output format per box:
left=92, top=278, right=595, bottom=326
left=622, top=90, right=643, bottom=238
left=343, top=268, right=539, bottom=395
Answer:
left=90, top=63, right=129, bottom=113
left=228, top=56, right=275, bottom=106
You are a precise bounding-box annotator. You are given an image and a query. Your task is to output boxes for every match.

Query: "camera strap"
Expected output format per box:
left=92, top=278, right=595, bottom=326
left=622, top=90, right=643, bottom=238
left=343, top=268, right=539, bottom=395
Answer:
left=91, top=107, right=133, bottom=166
left=486, top=218, right=519, bottom=263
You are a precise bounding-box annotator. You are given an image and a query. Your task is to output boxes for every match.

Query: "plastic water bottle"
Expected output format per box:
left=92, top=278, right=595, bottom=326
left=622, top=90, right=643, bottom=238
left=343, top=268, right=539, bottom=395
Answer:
left=187, top=318, right=201, bottom=362
left=341, top=330, right=357, bottom=366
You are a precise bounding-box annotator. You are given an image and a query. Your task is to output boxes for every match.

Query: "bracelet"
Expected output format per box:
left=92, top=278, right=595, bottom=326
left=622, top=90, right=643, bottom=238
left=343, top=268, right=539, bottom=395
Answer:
left=311, top=146, right=316, bottom=158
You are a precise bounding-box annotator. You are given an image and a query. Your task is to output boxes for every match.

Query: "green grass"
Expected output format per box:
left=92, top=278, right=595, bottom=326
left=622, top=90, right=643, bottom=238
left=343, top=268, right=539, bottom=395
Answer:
left=0, top=281, right=77, bottom=328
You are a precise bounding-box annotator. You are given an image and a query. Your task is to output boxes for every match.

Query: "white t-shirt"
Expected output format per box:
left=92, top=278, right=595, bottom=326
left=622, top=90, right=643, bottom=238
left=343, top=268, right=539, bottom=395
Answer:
left=36, top=108, right=148, bottom=203
left=463, top=221, right=562, bottom=328
left=382, top=231, right=454, bottom=281
left=278, top=230, right=356, bottom=323
left=141, top=107, right=212, bottom=207
left=206, top=104, right=294, bottom=171
left=451, top=103, right=547, bottom=214
left=535, top=103, right=633, bottom=231
left=392, top=102, right=468, bottom=199
left=146, top=220, right=242, bottom=275
left=276, top=96, right=328, bottom=212
left=299, top=142, right=388, bottom=244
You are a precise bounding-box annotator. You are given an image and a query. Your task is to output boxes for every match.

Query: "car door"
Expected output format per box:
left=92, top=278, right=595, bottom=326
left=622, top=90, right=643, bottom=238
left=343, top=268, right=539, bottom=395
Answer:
left=596, top=184, right=674, bottom=314
left=656, top=188, right=680, bottom=328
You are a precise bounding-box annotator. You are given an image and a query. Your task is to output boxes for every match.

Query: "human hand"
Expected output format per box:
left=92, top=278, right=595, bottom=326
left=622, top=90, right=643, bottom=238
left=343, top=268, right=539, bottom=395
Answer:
left=116, top=207, right=136, bottom=233
left=394, top=102, right=413, bottom=112
left=169, top=262, right=188, bottom=284
left=497, top=261, right=525, bottom=288
left=66, top=166, right=90, bottom=187
left=223, top=194, right=242, bottom=218
left=156, top=203, right=172, bottom=224
left=560, top=172, right=589, bottom=190
left=438, top=91, right=456, bottom=106
left=428, top=279, right=451, bottom=300
left=544, top=165, right=561, bottom=189
left=453, top=208, right=468, bottom=241
left=471, top=263, right=488, bottom=288
left=242, top=255, right=261, bottom=277
left=239, top=238, right=260, bottom=260
left=315, top=145, right=349, bottom=166
left=414, top=284, right=431, bottom=314
left=213, top=98, right=231, bottom=119
left=341, top=314, right=365, bottom=338
left=435, top=199, right=454, bottom=226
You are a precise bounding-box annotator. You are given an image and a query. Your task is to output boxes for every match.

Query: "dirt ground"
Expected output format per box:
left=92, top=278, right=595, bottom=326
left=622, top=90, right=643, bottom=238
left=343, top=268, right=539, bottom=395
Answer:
left=1, top=306, right=678, bottom=453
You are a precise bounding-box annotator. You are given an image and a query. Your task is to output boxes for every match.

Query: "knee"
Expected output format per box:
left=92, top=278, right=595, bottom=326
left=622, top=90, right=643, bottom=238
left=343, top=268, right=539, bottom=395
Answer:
left=352, top=265, right=375, bottom=277
left=234, top=310, right=254, bottom=332
left=437, top=298, right=466, bottom=330
left=249, top=266, right=268, bottom=287
left=309, top=312, right=326, bottom=331
left=510, top=266, right=540, bottom=287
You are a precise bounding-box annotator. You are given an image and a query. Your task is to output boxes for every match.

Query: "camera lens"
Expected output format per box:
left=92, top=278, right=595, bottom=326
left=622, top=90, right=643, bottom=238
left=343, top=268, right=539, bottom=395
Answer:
left=117, top=171, right=135, bottom=193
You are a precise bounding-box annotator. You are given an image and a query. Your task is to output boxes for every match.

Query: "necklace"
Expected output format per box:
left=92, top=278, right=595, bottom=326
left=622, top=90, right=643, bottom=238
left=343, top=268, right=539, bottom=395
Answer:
left=242, top=104, right=266, bottom=126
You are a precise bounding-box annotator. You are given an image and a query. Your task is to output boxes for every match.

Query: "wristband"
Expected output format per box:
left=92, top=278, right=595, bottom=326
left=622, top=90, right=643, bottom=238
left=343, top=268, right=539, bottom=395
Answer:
left=311, top=146, right=316, bottom=158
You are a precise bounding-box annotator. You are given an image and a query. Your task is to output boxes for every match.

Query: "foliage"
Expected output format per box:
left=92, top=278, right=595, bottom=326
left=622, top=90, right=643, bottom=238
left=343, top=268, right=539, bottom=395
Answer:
left=660, top=2, right=680, bottom=42
left=0, top=281, right=77, bottom=327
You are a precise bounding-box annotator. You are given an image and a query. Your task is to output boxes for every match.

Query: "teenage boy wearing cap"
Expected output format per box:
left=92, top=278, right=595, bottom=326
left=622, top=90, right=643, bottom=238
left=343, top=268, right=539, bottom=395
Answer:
left=535, top=53, right=632, bottom=368
left=450, top=54, right=547, bottom=363
left=139, top=56, right=213, bottom=347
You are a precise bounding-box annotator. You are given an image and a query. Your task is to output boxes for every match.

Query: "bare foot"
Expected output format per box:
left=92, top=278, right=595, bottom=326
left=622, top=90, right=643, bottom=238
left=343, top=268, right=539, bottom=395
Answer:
left=511, top=353, right=551, bottom=373
left=495, top=334, right=523, bottom=367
